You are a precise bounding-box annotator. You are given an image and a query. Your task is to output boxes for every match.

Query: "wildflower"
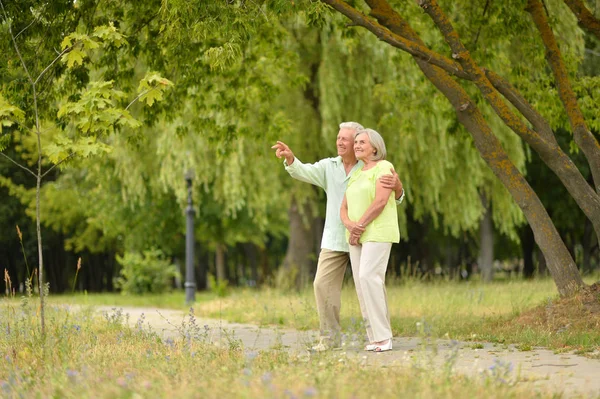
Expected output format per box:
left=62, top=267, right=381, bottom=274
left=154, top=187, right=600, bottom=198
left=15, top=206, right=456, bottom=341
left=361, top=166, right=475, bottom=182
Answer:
left=261, top=372, right=272, bottom=384
left=73, top=325, right=81, bottom=332
left=164, top=337, right=174, bottom=348
left=242, top=368, right=252, bottom=376
left=303, top=387, right=318, bottom=397
left=66, top=369, right=78, bottom=381
left=246, top=351, right=258, bottom=361
left=116, top=377, right=127, bottom=387
left=284, top=389, right=298, bottom=399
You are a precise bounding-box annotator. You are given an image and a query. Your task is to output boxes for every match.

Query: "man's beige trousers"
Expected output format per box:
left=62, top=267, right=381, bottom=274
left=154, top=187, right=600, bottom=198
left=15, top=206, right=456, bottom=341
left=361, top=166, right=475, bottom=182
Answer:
left=313, top=249, right=350, bottom=341
left=348, top=242, right=393, bottom=343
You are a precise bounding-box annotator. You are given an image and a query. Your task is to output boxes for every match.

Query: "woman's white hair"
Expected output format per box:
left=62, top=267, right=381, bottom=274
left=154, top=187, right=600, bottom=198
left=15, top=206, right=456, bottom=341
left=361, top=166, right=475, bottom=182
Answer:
left=355, top=128, right=387, bottom=161
left=339, top=121, right=364, bottom=133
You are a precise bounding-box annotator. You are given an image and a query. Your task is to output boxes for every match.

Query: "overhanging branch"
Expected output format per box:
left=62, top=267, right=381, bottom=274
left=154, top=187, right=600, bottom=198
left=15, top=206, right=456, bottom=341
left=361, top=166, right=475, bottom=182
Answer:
left=320, top=0, right=469, bottom=79
left=527, top=0, right=600, bottom=192
left=563, top=0, right=600, bottom=40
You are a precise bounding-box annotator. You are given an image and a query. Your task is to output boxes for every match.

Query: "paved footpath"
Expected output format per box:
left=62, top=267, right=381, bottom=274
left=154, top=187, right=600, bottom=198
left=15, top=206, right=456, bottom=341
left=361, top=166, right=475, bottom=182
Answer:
left=92, top=305, right=600, bottom=398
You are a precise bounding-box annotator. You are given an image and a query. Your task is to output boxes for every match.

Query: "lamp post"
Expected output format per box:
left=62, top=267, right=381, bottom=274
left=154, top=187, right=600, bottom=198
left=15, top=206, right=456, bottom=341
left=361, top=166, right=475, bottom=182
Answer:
left=184, top=169, right=196, bottom=305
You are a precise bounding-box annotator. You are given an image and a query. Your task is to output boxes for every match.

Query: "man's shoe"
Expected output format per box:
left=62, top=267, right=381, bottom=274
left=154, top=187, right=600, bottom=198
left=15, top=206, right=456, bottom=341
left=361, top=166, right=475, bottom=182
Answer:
left=311, top=337, right=342, bottom=352
left=311, top=341, right=330, bottom=352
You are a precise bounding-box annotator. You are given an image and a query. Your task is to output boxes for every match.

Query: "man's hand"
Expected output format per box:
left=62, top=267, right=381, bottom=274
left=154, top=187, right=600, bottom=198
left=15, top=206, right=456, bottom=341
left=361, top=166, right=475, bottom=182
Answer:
left=379, top=167, right=403, bottom=199
left=271, top=141, right=295, bottom=165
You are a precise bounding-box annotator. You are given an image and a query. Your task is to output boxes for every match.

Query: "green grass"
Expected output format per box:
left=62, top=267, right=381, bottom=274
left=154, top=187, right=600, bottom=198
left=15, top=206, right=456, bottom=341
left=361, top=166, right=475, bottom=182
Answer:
left=45, top=275, right=600, bottom=352
left=0, top=297, right=580, bottom=398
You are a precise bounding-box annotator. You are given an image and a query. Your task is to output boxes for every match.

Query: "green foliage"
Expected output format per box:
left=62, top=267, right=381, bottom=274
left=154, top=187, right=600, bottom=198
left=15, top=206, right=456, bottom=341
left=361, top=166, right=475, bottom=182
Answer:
left=115, top=248, right=180, bottom=295
left=208, top=274, right=230, bottom=297
left=137, top=72, right=174, bottom=107
left=0, top=93, right=24, bottom=151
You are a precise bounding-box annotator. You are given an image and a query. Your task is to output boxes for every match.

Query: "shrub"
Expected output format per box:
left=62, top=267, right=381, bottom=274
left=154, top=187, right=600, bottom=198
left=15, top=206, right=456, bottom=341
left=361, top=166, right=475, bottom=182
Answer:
left=115, top=248, right=180, bottom=294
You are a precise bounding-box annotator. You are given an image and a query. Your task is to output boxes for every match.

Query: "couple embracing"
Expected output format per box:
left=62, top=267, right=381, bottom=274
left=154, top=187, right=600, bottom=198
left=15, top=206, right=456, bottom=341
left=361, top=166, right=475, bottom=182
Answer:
left=272, top=122, right=404, bottom=353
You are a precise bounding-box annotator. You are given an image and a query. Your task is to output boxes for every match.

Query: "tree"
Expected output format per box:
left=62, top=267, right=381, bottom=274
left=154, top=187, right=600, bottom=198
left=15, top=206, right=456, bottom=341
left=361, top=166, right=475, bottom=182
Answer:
left=317, top=0, right=600, bottom=296
left=0, top=0, right=171, bottom=332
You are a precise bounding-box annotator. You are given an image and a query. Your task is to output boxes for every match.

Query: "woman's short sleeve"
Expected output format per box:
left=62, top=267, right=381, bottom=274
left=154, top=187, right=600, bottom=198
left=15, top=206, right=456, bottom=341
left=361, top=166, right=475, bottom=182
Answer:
left=375, top=160, right=394, bottom=179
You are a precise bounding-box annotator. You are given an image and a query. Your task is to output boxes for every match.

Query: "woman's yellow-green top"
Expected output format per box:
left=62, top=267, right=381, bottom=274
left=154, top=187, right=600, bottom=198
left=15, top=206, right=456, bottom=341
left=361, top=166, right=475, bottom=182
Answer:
left=346, top=160, right=400, bottom=244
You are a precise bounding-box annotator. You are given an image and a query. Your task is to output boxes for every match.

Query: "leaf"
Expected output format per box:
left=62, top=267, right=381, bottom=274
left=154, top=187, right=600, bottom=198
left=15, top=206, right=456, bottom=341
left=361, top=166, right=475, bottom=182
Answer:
left=136, top=72, right=174, bottom=107
left=62, top=49, right=86, bottom=68
left=0, top=134, right=9, bottom=152
left=0, top=94, right=25, bottom=134
left=93, top=23, right=128, bottom=48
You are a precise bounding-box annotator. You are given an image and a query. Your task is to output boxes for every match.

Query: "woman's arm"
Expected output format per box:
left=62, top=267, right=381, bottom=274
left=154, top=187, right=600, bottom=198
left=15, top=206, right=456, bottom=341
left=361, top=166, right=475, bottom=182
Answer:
left=356, top=178, right=393, bottom=228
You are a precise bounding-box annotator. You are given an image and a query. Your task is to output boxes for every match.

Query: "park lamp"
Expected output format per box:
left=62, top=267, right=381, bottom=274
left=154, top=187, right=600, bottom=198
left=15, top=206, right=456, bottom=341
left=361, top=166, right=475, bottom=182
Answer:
left=184, top=168, right=196, bottom=305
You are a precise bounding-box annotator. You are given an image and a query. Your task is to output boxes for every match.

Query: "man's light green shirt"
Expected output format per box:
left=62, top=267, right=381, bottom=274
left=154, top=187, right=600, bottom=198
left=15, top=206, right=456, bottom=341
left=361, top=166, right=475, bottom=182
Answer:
left=285, top=156, right=404, bottom=253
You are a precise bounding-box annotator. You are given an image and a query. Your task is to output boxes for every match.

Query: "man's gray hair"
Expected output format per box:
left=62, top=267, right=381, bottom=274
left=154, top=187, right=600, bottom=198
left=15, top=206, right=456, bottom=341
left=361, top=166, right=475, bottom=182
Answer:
left=355, top=128, right=387, bottom=161
left=339, top=121, right=364, bottom=132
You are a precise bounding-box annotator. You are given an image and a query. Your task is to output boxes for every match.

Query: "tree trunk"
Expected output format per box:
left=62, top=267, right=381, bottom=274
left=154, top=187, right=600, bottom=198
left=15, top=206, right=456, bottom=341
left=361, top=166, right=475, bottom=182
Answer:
left=536, top=246, right=548, bottom=276
left=258, top=245, right=270, bottom=286
left=478, top=196, right=494, bottom=282
left=281, top=196, right=315, bottom=290
left=354, top=0, right=584, bottom=297
left=196, top=244, right=208, bottom=291
left=521, top=225, right=536, bottom=279
left=582, top=219, right=594, bottom=273
left=215, top=243, right=226, bottom=282
left=242, top=242, right=259, bottom=287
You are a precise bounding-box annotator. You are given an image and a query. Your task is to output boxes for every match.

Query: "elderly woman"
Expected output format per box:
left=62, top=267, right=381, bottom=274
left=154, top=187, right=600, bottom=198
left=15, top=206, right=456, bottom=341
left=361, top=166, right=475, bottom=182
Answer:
left=340, top=128, right=399, bottom=352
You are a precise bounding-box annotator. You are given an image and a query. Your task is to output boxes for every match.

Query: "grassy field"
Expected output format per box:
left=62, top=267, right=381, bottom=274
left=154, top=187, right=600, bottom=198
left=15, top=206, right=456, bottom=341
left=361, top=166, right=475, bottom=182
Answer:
left=47, top=275, right=600, bottom=353
left=0, top=295, right=585, bottom=398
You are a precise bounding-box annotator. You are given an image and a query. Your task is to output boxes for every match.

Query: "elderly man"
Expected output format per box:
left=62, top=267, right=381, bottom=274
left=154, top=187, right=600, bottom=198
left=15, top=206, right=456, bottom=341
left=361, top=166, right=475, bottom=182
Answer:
left=272, top=122, right=404, bottom=351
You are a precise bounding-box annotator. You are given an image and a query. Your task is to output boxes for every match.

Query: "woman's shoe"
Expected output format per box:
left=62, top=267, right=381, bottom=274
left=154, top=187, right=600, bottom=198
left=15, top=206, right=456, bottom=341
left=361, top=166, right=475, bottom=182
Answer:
left=364, top=343, right=377, bottom=351
left=373, top=339, right=392, bottom=352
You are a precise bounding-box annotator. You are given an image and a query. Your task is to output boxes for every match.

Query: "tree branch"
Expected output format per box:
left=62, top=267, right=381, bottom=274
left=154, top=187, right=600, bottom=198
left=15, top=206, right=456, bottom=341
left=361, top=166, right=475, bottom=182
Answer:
left=14, top=17, right=37, bottom=40
left=0, top=152, right=37, bottom=178
left=320, top=0, right=470, bottom=79
left=34, top=44, right=75, bottom=86
left=563, top=0, right=600, bottom=40
left=484, top=69, right=556, bottom=144
left=41, top=152, right=76, bottom=179
left=527, top=0, right=600, bottom=192
left=125, top=87, right=159, bottom=111
left=417, top=0, right=549, bottom=151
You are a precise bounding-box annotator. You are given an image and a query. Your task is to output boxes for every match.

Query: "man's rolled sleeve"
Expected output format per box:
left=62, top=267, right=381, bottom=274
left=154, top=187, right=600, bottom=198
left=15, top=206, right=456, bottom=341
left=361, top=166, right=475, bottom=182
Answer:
left=284, top=158, right=327, bottom=189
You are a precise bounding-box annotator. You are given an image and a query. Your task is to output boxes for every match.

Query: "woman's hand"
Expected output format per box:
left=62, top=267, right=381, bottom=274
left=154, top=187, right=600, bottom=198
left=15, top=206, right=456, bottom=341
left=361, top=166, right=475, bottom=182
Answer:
left=345, top=221, right=365, bottom=236
left=349, top=231, right=362, bottom=246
